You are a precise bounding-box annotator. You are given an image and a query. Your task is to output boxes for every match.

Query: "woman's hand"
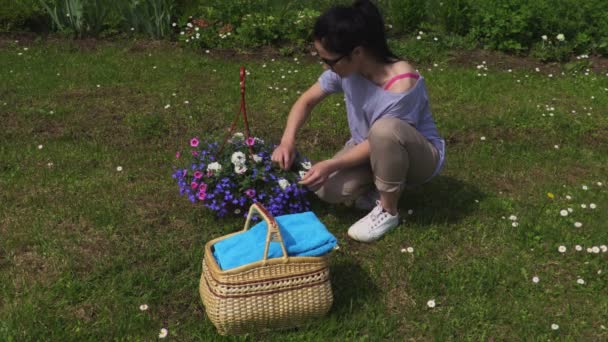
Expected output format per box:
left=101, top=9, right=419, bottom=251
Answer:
left=298, top=159, right=338, bottom=189
left=271, top=142, right=296, bottom=170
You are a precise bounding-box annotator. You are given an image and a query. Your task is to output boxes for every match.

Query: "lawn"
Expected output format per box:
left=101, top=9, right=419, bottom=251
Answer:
left=1, top=38, right=607, bottom=340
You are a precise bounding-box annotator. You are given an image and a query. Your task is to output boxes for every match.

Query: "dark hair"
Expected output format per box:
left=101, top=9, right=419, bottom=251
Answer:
left=313, top=0, right=398, bottom=63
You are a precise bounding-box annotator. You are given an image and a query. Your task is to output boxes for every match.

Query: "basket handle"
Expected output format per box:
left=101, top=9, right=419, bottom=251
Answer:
left=242, top=203, right=289, bottom=265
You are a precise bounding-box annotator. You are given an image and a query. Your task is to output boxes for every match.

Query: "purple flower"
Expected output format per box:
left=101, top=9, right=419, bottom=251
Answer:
left=245, top=189, right=256, bottom=198
left=190, top=138, right=199, bottom=147
left=245, top=137, right=255, bottom=146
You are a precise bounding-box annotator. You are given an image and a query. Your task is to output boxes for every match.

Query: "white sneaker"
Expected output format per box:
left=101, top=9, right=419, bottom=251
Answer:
left=348, top=201, right=400, bottom=242
left=354, top=189, right=380, bottom=211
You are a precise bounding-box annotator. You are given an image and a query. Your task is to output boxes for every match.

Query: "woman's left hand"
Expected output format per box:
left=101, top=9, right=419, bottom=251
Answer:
left=298, top=159, right=338, bottom=189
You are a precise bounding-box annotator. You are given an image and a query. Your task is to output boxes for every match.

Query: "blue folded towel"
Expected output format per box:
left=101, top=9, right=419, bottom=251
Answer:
left=212, top=211, right=337, bottom=270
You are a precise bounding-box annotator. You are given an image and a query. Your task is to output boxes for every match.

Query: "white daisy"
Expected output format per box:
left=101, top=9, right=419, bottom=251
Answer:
left=512, top=222, right=519, bottom=227
left=574, top=222, right=582, bottom=228
left=582, top=185, right=588, bottom=190
left=159, top=328, right=168, bottom=338
left=566, top=195, right=572, bottom=200
left=300, top=161, right=312, bottom=170
left=592, top=246, right=600, bottom=254
left=427, top=299, right=436, bottom=308
left=600, top=245, right=607, bottom=252
left=298, top=170, right=307, bottom=179
left=556, top=33, right=565, bottom=41
left=116, top=166, right=123, bottom=172
left=567, top=208, right=573, bottom=213
left=551, top=323, right=559, bottom=330
left=164, top=104, right=170, bottom=109
left=207, top=162, right=222, bottom=172
left=581, top=204, right=587, bottom=209
left=234, top=165, right=247, bottom=174
left=532, top=276, right=539, bottom=283
left=278, top=178, right=290, bottom=190
left=575, top=245, right=582, bottom=251
left=230, top=151, right=246, bottom=166
left=577, top=278, right=585, bottom=285
left=558, top=245, right=566, bottom=253
left=509, top=215, right=517, bottom=221
left=589, top=203, right=596, bottom=209
left=559, top=209, right=568, bottom=217
left=407, top=247, right=414, bottom=253
left=37, top=144, right=43, bottom=149
left=139, top=304, right=148, bottom=311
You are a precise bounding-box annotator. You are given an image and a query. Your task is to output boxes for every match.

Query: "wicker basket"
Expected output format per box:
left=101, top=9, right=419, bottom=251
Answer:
left=199, top=203, right=334, bottom=335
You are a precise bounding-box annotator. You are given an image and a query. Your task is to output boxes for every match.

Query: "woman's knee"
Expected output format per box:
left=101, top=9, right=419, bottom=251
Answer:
left=369, top=118, right=401, bottom=145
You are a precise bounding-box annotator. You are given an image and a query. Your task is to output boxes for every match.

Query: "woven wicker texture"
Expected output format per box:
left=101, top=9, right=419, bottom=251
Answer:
left=199, top=203, right=334, bottom=335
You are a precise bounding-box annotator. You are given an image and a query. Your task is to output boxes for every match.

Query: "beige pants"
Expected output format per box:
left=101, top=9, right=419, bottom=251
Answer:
left=315, top=118, right=439, bottom=204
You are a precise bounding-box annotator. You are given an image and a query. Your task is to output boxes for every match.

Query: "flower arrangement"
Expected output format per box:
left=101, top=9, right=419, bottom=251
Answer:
left=172, top=133, right=312, bottom=219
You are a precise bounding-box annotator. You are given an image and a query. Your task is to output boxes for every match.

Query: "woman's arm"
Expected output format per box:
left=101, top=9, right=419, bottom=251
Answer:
left=272, top=82, right=328, bottom=169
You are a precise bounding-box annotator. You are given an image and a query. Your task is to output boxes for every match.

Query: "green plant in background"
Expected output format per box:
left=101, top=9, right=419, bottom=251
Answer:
left=0, top=0, right=46, bottom=32
left=39, top=0, right=111, bottom=37
left=530, top=33, right=573, bottom=62
left=118, top=0, right=174, bottom=39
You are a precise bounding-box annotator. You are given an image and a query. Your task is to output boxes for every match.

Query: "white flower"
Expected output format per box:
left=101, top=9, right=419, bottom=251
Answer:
left=207, top=162, right=222, bottom=172
left=598, top=182, right=603, bottom=186
left=416, top=35, right=422, bottom=40
left=159, top=328, right=168, bottom=338
left=541, top=35, right=548, bottom=41
left=407, top=247, right=414, bottom=253
left=37, top=144, right=43, bottom=149
left=252, top=154, right=263, bottom=163
left=230, top=151, right=246, bottom=166
left=300, top=161, right=312, bottom=170
left=480, top=136, right=486, bottom=141
left=574, top=222, right=582, bottom=228
left=509, top=215, right=517, bottom=221
left=47, top=162, right=53, bottom=167
left=581, top=204, right=587, bottom=209
left=512, top=222, right=519, bottom=227
left=575, top=245, right=582, bottom=251
left=556, top=33, right=565, bottom=41
left=400, top=248, right=407, bottom=253
left=299, top=170, right=307, bottom=179
left=232, top=132, right=244, bottom=140
left=551, top=323, right=559, bottom=330
left=582, top=185, right=588, bottom=190
left=164, top=104, right=170, bottom=109
left=587, top=247, right=593, bottom=253
left=427, top=299, right=436, bottom=308
left=566, top=195, right=572, bottom=200
left=558, top=245, right=566, bottom=253
left=234, top=165, right=247, bottom=174
left=139, top=304, right=148, bottom=311
left=333, top=245, right=340, bottom=250
left=532, top=276, right=539, bottom=283
left=116, top=166, right=123, bottom=172
left=567, top=208, right=573, bottom=213
left=592, top=246, right=600, bottom=253
left=577, top=278, right=585, bottom=285
left=184, top=100, right=189, bottom=104
left=590, top=203, right=596, bottom=209
left=559, top=209, right=568, bottom=217
left=278, top=178, right=290, bottom=190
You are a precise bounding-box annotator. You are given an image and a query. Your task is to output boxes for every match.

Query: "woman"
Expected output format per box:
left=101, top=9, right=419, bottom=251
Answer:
left=271, top=0, right=445, bottom=242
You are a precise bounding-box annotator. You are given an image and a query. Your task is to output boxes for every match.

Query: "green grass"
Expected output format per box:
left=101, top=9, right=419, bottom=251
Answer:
left=1, top=38, right=607, bottom=340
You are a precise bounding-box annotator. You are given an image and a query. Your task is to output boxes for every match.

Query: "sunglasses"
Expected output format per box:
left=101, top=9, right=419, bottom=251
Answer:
left=320, top=54, right=347, bottom=68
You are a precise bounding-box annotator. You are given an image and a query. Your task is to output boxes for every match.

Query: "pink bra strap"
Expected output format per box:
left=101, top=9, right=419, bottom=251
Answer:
left=383, top=72, right=420, bottom=90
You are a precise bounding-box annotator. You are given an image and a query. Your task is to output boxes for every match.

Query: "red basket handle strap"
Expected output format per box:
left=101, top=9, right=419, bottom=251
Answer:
left=242, top=203, right=289, bottom=265
left=217, top=67, right=254, bottom=158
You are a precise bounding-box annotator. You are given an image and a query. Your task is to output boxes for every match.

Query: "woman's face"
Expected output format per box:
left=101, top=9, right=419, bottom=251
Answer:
left=314, top=40, right=357, bottom=77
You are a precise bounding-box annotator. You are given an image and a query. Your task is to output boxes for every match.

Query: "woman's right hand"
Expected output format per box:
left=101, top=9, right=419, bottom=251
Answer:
left=271, top=142, right=296, bottom=170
